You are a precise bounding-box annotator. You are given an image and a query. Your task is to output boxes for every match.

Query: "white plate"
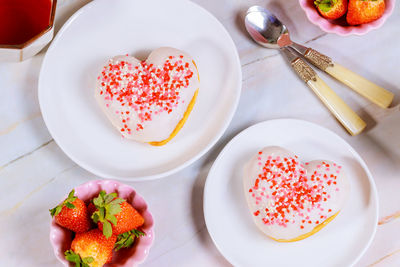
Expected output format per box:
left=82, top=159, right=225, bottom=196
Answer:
left=39, top=0, right=241, bottom=180
left=204, top=119, right=378, bottom=267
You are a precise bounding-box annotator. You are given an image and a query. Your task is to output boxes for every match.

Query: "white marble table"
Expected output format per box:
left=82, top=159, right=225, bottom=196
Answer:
left=1, top=0, right=400, bottom=266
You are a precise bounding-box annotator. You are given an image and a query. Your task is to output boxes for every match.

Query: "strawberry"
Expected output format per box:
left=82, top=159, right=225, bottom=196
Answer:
left=50, top=190, right=91, bottom=233
left=347, top=0, right=385, bottom=25
left=91, top=191, right=145, bottom=238
left=106, top=252, right=113, bottom=264
left=66, top=229, right=116, bottom=267
left=314, top=0, right=347, bottom=20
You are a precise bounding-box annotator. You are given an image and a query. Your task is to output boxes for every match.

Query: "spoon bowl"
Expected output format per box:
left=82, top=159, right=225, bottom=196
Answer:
left=244, top=6, right=289, bottom=49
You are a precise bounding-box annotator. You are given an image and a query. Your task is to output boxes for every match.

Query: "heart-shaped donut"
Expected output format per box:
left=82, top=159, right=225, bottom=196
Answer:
left=243, top=146, right=350, bottom=242
left=95, top=47, right=199, bottom=145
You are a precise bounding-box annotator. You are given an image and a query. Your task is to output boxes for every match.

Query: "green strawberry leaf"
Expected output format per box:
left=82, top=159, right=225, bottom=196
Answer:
left=108, top=203, right=121, bottom=215
left=68, top=190, right=75, bottom=199
left=314, top=0, right=337, bottom=12
left=91, top=212, right=99, bottom=223
left=114, top=229, right=146, bottom=251
left=132, top=229, right=146, bottom=238
left=65, top=190, right=78, bottom=204
left=83, top=256, right=94, bottom=264
left=99, top=207, right=105, bottom=221
left=49, top=205, right=62, bottom=217
left=65, top=202, right=76, bottom=209
left=110, top=198, right=125, bottom=206
left=114, top=232, right=134, bottom=251
left=65, top=250, right=80, bottom=263
left=103, top=220, right=113, bottom=238
left=106, top=213, right=118, bottom=225
left=49, top=189, right=77, bottom=217
left=65, top=250, right=93, bottom=267
left=99, top=190, right=106, bottom=199
left=91, top=190, right=126, bottom=238
left=115, top=235, right=134, bottom=251
left=93, top=195, right=103, bottom=207
left=105, top=193, right=117, bottom=204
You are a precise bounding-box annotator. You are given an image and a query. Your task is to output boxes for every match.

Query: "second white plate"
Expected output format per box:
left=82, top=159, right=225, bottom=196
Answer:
left=39, top=0, right=241, bottom=180
left=204, top=119, right=378, bottom=267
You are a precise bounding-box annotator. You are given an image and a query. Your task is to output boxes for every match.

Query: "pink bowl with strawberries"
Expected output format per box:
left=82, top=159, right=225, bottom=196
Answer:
left=49, top=180, right=154, bottom=266
left=299, top=0, right=396, bottom=36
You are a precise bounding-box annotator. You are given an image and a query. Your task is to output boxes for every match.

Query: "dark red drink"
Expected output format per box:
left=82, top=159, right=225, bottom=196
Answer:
left=0, top=0, right=52, bottom=45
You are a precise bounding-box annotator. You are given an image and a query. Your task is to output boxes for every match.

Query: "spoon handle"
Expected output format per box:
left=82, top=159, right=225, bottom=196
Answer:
left=300, top=47, right=394, bottom=108
left=284, top=50, right=366, bottom=135
left=307, top=75, right=366, bottom=136
left=324, top=63, right=393, bottom=108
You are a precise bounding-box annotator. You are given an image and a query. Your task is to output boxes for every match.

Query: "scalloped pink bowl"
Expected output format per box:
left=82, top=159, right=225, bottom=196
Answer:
left=299, top=0, right=396, bottom=36
left=49, top=180, right=154, bottom=267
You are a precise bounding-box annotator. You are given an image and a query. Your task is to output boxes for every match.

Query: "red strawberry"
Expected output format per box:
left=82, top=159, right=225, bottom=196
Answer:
left=50, top=190, right=91, bottom=233
left=347, top=0, right=385, bottom=25
left=314, top=0, right=347, bottom=20
left=106, top=252, right=113, bottom=264
left=97, top=201, right=145, bottom=236
left=65, top=229, right=116, bottom=267
left=91, top=191, right=145, bottom=238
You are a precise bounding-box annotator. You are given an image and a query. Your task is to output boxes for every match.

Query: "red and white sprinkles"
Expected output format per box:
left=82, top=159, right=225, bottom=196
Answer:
left=97, top=55, right=194, bottom=134
left=249, top=151, right=342, bottom=230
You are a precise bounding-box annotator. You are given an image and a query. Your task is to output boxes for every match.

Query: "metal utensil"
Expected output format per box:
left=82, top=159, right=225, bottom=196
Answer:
left=245, top=6, right=393, bottom=109
left=245, top=6, right=367, bottom=136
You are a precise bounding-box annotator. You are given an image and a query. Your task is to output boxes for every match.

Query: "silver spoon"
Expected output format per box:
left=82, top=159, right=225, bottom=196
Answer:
left=245, top=6, right=367, bottom=136
left=245, top=6, right=393, bottom=109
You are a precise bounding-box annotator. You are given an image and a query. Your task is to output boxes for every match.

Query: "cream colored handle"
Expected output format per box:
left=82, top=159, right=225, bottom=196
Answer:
left=325, top=63, right=394, bottom=108
left=307, top=76, right=367, bottom=136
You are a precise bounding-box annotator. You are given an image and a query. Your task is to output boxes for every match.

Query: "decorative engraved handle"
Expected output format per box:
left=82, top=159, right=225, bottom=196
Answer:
left=325, top=63, right=394, bottom=108
left=304, top=48, right=333, bottom=71
left=307, top=76, right=367, bottom=136
left=290, top=57, right=366, bottom=135
left=291, top=57, right=317, bottom=83
left=303, top=48, right=393, bottom=108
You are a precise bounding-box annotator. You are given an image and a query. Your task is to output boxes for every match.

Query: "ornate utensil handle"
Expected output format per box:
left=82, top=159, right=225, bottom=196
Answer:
left=282, top=48, right=366, bottom=136
left=304, top=48, right=334, bottom=71
left=302, top=47, right=394, bottom=108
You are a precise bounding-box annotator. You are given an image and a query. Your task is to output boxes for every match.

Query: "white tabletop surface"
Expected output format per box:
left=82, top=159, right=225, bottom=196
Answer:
left=1, top=0, right=400, bottom=266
